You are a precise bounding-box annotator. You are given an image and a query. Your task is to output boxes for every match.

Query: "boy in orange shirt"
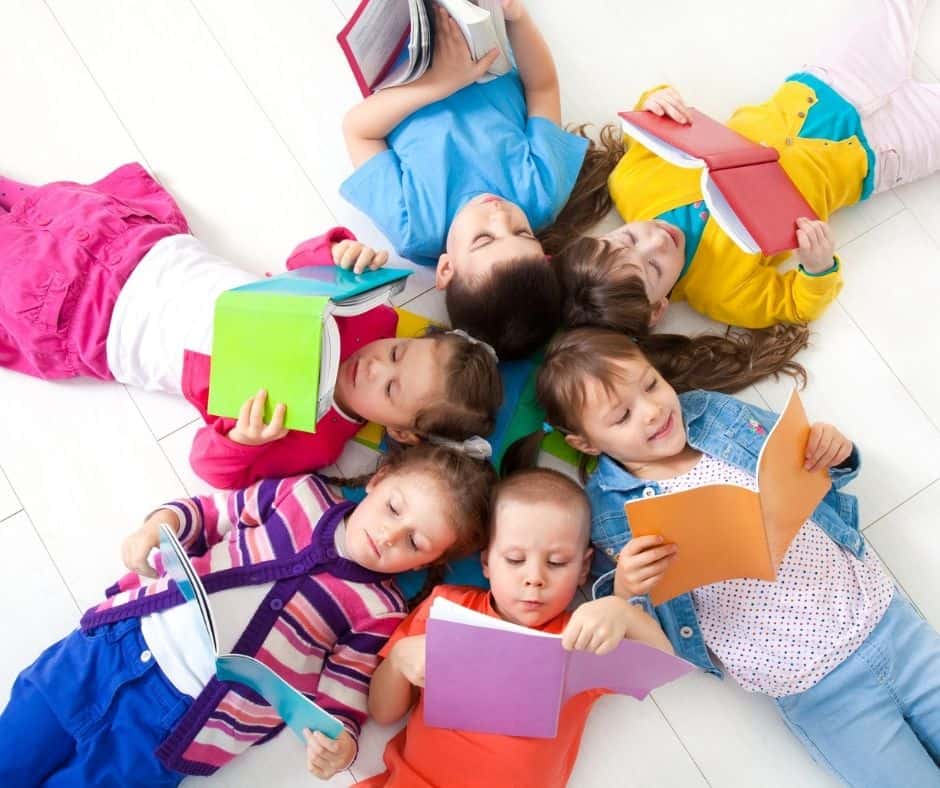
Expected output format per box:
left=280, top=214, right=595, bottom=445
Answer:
left=350, top=468, right=673, bottom=788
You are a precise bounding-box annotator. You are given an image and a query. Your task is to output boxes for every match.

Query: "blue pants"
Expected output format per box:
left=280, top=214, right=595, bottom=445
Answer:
left=776, top=593, right=940, bottom=787
left=0, top=618, right=191, bottom=787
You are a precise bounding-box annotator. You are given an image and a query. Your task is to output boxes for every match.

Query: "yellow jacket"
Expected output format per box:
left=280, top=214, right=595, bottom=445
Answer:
left=608, top=82, right=869, bottom=327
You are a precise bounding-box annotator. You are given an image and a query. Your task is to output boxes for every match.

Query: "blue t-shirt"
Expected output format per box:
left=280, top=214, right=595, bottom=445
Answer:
left=340, top=71, right=589, bottom=267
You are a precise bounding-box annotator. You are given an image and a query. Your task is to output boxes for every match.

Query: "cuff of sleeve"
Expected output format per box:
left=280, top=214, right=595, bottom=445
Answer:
left=799, top=256, right=839, bottom=278
left=592, top=569, right=616, bottom=599
left=160, top=502, right=196, bottom=544
left=628, top=595, right=657, bottom=616
left=285, top=227, right=356, bottom=271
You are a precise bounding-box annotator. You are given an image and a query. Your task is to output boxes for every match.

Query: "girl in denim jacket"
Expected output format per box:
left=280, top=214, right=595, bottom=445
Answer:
left=531, top=327, right=940, bottom=787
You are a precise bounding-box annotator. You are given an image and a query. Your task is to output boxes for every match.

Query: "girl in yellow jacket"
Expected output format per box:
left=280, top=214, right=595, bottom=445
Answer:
left=556, top=0, right=939, bottom=366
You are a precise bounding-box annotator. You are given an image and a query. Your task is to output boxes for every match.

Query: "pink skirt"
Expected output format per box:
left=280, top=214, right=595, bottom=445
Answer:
left=0, top=163, right=189, bottom=380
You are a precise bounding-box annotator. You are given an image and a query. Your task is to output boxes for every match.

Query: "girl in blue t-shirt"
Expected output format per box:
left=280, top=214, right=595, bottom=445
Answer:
left=341, top=1, right=605, bottom=361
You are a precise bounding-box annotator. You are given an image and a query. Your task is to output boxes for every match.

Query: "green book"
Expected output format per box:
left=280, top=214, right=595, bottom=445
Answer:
left=207, top=265, right=410, bottom=433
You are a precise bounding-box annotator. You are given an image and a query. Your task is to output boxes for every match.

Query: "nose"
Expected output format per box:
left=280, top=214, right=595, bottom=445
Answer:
left=378, top=523, right=403, bottom=548
left=644, top=399, right=664, bottom=425
left=523, top=564, right=545, bottom=588
left=366, top=355, right=389, bottom=382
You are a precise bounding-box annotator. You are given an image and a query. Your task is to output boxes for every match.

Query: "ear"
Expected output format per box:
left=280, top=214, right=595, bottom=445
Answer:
left=387, top=427, right=421, bottom=445
left=578, top=546, right=593, bottom=586
left=648, top=297, right=670, bottom=328
left=435, top=253, right=455, bottom=290
left=364, top=464, right=390, bottom=494
left=479, top=547, right=491, bottom=579
left=564, top=432, right=600, bottom=456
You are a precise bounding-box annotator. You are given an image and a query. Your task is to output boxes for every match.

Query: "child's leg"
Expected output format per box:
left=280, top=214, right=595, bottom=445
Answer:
left=773, top=594, right=940, bottom=786
left=803, top=0, right=926, bottom=113
left=0, top=669, right=76, bottom=783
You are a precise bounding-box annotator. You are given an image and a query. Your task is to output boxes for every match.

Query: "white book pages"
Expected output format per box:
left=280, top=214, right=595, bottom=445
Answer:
left=429, top=596, right=559, bottom=639
left=699, top=170, right=760, bottom=254
left=317, top=314, right=341, bottom=421
left=620, top=117, right=705, bottom=169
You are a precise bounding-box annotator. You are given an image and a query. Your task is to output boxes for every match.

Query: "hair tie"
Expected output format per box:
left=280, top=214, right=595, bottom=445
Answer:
left=447, top=329, right=499, bottom=363
left=542, top=422, right=554, bottom=434
left=428, top=434, right=493, bottom=461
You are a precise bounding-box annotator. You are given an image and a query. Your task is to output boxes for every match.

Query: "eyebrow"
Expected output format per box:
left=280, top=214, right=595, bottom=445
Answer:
left=470, top=235, right=541, bottom=257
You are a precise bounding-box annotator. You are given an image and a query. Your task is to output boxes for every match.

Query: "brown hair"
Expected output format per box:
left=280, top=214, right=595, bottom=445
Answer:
left=554, top=235, right=810, bottom=389
left=323, top=442, right=498, bottom=606
left=537, top=123, right=624, bottom=256
left=416, top=330, right=504, bottom=440
left=444, top=256, right=561, bottom=361
left=504, top=326, right=807, bottom=480
left=492, top=467, right=590, bottom=546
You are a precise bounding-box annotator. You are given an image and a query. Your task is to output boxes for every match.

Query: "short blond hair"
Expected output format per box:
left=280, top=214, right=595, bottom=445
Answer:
left=491, top=467, right=590, bottom=546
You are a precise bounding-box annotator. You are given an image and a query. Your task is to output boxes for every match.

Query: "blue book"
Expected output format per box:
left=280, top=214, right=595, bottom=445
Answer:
left=159, top=525, right=344, bottom=742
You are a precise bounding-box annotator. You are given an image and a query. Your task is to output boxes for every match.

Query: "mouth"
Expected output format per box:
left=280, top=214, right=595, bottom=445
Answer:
left=519, top=600, right=543, bottom=611
left=648, top=412, right=674, bottom=442
left=662, top=223, right=683, bottom=248
left=479, top=194, right=502, bottom=205
left=364, top=530, right=381, bottom=559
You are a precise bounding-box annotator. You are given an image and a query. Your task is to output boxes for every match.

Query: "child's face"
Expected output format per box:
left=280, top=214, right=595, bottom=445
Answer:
left=565, top=358, right=687, bottom=471
left=435, top=194, right=545, bottom=288
left=601, top=221, right=686, bottom=317
left=343, top=468, right=458, bottom=573
left=481, top=498, right=592, bottom=629
left=334, top=337, right=446, bottom=443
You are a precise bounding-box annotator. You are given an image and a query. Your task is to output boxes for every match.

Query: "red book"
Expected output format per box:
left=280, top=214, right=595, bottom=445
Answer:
left=618, top=108, right=818, bottom=255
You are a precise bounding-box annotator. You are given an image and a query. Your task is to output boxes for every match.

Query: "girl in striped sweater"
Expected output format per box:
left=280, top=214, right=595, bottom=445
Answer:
left=0, top=443, right=496, bottom=786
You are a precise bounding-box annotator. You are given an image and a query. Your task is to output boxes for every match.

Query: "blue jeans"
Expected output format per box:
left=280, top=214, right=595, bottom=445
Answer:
left=0, top=618, right=191, bottom=787
left=776, top=593, right=940, bottom=787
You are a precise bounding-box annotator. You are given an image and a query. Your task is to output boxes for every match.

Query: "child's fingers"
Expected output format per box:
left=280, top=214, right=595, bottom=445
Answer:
left=249, top=389, right=267, bottom=429
left=621, top=535, right=667, bottom=557
left=475, top=47, right=501, bottom=74
left=561, top=620, right=582, bottom=651
left=804, top=424, right=824, bottom=466
left=313, top=731, right=340, bottom=752
left=806, top=432, right=834, bottom=471
left=353, top=246, right=375, bottom=274
left=645, top=98, right=666, bottom=116
left=632, top=543, right=678, bottom=568
left=662, top=97, right=691, bottom=124
left=261, top=402, right=288, bottom=442
left=237, top=395, right=253, bottom=428
left=370, top=250, right=389, bottom=270
left=631, top=552, right=678, bottom=583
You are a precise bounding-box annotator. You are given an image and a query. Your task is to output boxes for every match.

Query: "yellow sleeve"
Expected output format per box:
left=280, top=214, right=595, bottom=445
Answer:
left=687, top=257, right=843, bottom=327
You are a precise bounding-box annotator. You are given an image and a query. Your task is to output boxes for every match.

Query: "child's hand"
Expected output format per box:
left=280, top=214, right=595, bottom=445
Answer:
left=331, top=239, right=389, bottom=274
left=389, top=635, right=427, bottom=687
left=501, top=0, right=527, bottom=21
left=805, top=422, right=852, bottom=472
left=227, top=390, right=289, bottom=446
left=642, top=87, right=693, bottom=125
left=796, top=218, right=836, bottom=274
left=419, top=7, right=500, bottom=97
left=614, top=535, right=678, bottom=597
left=561, top=596, right=636, bottom=655
left=303, top=729, right=356, bottom=780
left=121, top=509, right=180, bottom=578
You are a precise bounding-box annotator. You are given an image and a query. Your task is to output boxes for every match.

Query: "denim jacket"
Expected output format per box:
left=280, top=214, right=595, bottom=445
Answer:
left=586, top=389, right=863, bottom=676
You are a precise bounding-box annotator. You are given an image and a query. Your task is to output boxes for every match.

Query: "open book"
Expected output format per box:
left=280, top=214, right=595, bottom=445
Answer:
left=625, top=390, right=832, bottom=606
left=619, top=107, right=818, bottom=255
left=158, top=524, right=344, bottom=741
left=424, top=597, right=694, bottom=738
left=207, top=265, right=410, bottom=433
left=338, top=0, right=513, bottom=97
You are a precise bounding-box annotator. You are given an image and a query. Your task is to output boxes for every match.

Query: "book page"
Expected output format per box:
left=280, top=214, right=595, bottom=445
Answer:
left=700, top=170, right=760, bottom=253
left=435, top=0, right=511, bottom=75
left=626, top=484, right=773, bottom=606
left=429, top=596, right=558, bottom=638
left=339, top=0, right=412, bottom=89
left=756, top=390, right=832, bottom=567
left=159, top=525, right=219, bottom=657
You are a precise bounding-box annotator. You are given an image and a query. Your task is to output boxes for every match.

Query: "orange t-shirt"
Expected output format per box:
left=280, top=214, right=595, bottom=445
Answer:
left=354, top=585, right=605, bottom=788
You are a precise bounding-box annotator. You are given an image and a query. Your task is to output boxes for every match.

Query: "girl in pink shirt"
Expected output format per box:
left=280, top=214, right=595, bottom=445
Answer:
left=0, top=163, right=502, bottom=488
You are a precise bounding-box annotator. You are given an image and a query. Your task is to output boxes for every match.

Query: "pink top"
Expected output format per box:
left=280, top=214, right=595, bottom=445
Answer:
left=181, top=228, right=398, bottom=489
left=659, top=453, right=894, bottom=697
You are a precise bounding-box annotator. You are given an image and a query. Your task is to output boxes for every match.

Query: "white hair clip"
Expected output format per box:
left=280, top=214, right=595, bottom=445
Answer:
left=447, top=329, right=499, bottom=363
left=428, top=434, right=493, bottom=461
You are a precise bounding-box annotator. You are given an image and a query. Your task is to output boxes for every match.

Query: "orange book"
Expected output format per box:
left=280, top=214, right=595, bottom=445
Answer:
left=625, top=391, right=831, bottom=606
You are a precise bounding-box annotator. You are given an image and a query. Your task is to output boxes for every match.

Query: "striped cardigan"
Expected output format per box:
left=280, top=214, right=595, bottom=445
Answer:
left=81, top=474, right=407, bottom=776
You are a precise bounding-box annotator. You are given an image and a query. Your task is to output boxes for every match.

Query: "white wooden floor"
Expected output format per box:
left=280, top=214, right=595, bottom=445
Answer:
left=2, top=1, right=939, bottom=785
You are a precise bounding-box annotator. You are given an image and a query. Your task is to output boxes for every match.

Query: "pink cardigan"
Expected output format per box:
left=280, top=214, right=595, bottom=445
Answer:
left=181, top=228, right=398, bottom=489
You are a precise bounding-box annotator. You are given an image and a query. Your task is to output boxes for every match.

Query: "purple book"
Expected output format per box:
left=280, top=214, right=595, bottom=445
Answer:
left=424, top=598, right=695, bottom=738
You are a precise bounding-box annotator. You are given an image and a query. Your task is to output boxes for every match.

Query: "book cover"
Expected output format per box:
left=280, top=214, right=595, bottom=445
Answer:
left=338, top=0, right=511, bottom=98
left=424, top=598, right=694, bottom=738
left=618, top=108, right=818, bottom=255
left=625, top=390, right=832, bottom=605
left=158, top=525, right=344, bottom=742
left=207, top=266, right=409, bottom=433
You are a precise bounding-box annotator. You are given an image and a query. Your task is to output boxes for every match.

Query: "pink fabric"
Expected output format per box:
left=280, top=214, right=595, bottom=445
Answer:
left=0, top=164, right=190, bottom=379
left=805, top=0, right=940, bottom=191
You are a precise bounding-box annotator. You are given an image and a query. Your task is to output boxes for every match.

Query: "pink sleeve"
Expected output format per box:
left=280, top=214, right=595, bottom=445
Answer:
left=285, top=226, right=357, bottom=271
left=189, top=415, right=353, bottom=490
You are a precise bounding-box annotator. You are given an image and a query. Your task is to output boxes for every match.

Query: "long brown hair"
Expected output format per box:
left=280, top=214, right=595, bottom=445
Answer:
left=416, top=330, right=504, bottom=440
left=537, top=123, right=624, bottom=256
left=323, top=442, right=498, bottom=606
left=503, top=326, right=807, bottom=480
left=554, top=235, right=810, bottom=389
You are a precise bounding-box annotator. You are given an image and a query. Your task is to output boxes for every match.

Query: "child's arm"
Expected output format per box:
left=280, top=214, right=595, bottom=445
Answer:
left=368, top=635, right=425, bottom=724
left=342, top=6, right=500, bottom=168
left=561, top=596, right=674, bottom=655
left=287, top=226, right=389, bottom=274
left=501, top=1, right=561, bottom=124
